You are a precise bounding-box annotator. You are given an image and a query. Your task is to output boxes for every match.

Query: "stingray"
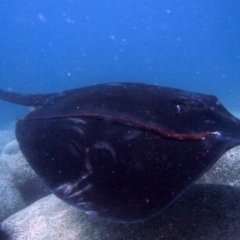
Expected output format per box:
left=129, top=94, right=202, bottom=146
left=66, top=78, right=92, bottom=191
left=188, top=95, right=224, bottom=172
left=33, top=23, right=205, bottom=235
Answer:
left=0, top=82, right=240, bottom=222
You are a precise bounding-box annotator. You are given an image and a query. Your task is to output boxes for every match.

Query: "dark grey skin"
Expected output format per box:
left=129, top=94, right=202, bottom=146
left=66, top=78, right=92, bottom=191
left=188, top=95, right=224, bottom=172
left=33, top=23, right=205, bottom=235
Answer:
left=0, top=82, right=240, bottom=222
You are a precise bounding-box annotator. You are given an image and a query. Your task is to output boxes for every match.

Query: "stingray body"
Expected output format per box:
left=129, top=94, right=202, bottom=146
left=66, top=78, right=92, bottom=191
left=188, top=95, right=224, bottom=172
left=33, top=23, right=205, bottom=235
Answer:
left=0, top=82, right=240, bottom=222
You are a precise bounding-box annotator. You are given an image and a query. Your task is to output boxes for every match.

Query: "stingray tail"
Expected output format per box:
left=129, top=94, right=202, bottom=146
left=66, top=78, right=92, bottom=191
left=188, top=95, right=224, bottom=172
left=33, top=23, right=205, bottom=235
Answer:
left=0, top=89, right=58, bottom=107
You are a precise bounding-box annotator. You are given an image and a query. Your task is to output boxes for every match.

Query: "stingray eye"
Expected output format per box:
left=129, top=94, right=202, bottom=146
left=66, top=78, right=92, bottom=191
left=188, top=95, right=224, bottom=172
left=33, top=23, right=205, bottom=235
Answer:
left=172, top=99, right=188, bottom=113
left=173, top=98, right=206, bottom=114
left=176, top=104, right=181, bottom=113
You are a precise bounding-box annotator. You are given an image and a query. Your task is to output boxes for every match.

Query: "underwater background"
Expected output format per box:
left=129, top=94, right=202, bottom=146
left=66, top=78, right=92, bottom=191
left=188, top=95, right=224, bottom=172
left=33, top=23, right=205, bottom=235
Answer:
left=0, top=0, right=239, bottom=129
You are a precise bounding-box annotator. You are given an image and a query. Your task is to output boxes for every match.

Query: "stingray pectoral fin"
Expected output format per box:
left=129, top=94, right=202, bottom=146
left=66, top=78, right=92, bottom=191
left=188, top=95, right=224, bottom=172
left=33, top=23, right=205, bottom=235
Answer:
left=0, top=89, right=59, bottom=107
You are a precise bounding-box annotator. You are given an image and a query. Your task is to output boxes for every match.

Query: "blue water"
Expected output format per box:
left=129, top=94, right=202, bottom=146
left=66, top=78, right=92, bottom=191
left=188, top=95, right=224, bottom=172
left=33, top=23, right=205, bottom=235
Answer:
left=0, top=0, right=239, bottom=129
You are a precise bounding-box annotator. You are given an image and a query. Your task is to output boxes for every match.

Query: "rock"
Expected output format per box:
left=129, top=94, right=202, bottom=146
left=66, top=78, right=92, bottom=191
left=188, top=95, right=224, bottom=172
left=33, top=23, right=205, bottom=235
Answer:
left=1, top=140, right=36, bottom=186
left=0, top=160, right=25, bottom=222
left=1, top=140, right=240, bottom=239
left=0, top=130, right=15, bottom=154
left=0, top=140, right=49, bottom=206
left=198, top=145, right=240, bottom=187
left=1, top=184, right=240, bottom=240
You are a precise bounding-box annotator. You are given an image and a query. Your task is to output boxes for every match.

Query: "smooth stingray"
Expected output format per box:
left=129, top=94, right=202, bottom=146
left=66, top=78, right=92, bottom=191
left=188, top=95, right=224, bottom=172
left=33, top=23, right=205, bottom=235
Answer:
left=0, top=82, right=240, bottom=222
